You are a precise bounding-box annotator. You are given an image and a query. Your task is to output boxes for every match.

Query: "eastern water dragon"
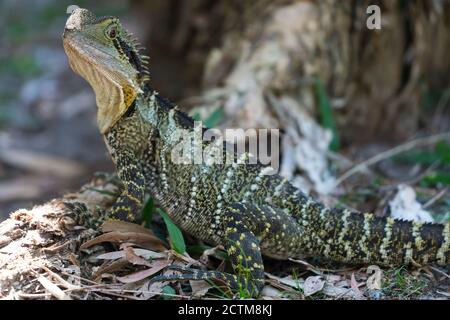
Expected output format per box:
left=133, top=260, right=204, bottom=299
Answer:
left=62, top=8, right=449, bottom=297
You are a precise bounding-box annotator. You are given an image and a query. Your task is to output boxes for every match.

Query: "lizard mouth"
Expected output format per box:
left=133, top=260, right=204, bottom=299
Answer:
left=63, top=33, right=114, bottom=84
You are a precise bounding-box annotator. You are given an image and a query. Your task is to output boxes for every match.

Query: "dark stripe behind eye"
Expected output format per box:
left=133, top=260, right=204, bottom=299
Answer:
left=112, top=39, right=123, bottom=56
left=117, top=38, right=143, bottom=74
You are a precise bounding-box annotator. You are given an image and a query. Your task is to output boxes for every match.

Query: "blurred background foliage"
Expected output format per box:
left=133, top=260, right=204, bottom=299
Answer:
left=0, top=0, right=131, bottom=215
left=0, top=0, right=449, bottom=221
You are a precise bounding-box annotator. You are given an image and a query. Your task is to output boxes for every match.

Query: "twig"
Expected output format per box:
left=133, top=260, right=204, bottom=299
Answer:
left=17, top=292, right=53, bottom=299
left=376, top=161, right=440, bottom=193
left=402, top=161, right=441, bottom=186
left=327, top=151, right=354, bottom=170
left=41, top=241, right=71, bottom=254
left=423, top=187, right=448, bottom=209
left=333, top=132, right=450, bottom=189
left=42, top=266, right=81, bottom=291
left=59, top=270, right=103, bottom=286
left=428, top=266, right=450, bottom=280
left=88, top=288, right=190, bottom=299
left=288, top=258, right=322, bottom=275
left=436, top=291, right=450, bottom=297
left=37, top=276, right=71, bottom=300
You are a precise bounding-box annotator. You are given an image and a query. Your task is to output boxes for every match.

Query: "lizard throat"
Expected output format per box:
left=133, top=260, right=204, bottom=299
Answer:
left=64, top=40, right=139, bottom=134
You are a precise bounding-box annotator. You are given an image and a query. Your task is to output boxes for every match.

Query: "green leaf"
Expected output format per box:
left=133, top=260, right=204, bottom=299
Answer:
left=191, top=112, right=201, bottom=122
left=393, top=152, right=441, bottom=165
left=157, top=208, right=186, bottom=254
left=420, top=172, right=450, bottom=187
left=161, top=286, right=176, bottom=300
left=436, top=142, right=450, bottom=164
left=204, top=107, right=224, bottom=128
left=394, top=141, right=450, bottom=165
left=314, top=78, right=340, bottom=151
left=190, top=107, right=224, bottom=128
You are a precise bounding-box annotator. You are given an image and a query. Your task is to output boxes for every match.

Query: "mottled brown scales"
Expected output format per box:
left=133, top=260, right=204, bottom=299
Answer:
left=63, top=8, right=449, bottom=297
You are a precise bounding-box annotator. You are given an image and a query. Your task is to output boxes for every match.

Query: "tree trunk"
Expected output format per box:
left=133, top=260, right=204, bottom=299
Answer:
left=131, top=0, right=450, bottom=144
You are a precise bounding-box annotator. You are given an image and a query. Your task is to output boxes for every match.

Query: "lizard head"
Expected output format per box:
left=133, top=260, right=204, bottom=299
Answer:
left=63, top=7, right=149, bottom=133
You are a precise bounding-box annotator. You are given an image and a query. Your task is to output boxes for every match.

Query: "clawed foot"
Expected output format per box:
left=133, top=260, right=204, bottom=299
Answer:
left=149, top=264, right=262, bottom=298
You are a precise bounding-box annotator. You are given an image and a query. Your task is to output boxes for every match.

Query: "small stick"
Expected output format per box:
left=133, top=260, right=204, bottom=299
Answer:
left=428, top=266, right=450, bottom=280
left=37, top=276, right=71, bottom=300
left=17, top=292, right=53, bottom=299
left=42, top=266, right=81, bottom=291
left=423, top=187, right=448, bottom=209
left=333, top=132, right=450, bottom=189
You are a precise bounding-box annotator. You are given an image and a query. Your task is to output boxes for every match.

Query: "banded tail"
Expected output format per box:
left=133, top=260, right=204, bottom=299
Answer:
left=300, top=206, right=449, bottom=267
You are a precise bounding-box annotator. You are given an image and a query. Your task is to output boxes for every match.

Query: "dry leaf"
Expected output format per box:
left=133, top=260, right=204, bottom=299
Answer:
left=80, top=231, right=167, bottom=251
left=366, top=265, right=383, bottom=290
left=350, top=273, right=366, bottom=300
left=200, top=246, right=224, bottom=265
left=324, top=274, right=341, bottom=283
left=303, top=276, right=325, bottom=297
left=92, top=258, right=129, bottom=281
left=102, top=220, right=155, bottom=235
left=96, top=248, right=165, bottom=261
left=189, top=280, right=213, bottom=298
left=124, top=247, right=154, bottom=267
left=265, top=273, right=303, bottom=289
left=322, top=284, right=357, bottom=299
left=170, top=250, right=201, bottom=267
left=116, top=259, right=172, bottom=284
left=261, top=286, right=284, bottom=299
left=138, top=280, right=166, bottom=299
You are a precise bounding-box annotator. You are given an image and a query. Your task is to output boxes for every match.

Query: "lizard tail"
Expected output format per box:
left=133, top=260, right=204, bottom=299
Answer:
left=303, top=208, right=449, bottom=267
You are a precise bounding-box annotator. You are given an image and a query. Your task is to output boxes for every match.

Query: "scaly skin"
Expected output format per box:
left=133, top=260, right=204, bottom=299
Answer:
left=63, top=8, right=449, bottom=297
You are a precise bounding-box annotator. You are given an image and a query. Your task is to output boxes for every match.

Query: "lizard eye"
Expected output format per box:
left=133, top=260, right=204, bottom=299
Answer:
left=105, top=24, right=119, bottom=40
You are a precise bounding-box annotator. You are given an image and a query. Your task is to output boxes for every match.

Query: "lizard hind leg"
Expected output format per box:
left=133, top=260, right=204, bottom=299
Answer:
left=149, top=265, right=256, bottom=298
left=221, top=204, right=266, bottom=297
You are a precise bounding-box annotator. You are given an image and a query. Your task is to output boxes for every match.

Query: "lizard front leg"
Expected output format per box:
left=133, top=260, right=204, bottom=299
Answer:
left=109, top=148, right=146, bottom=222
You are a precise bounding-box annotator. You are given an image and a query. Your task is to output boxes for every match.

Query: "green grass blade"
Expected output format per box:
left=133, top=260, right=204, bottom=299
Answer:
left=314, top=78, right=340, bottom=151
left=157, top=208, right=186, bottom=254
left=190, top=106, right=224, bottom=128
left=204, top=107, right=224, bottom=128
